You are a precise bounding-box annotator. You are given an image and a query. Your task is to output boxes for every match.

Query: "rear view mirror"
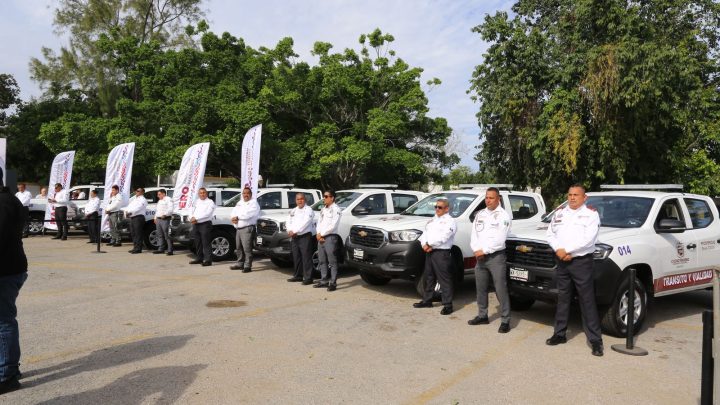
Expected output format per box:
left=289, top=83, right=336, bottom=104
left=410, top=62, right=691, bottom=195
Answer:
left=352, top=206, right=371, bottom=216
left=656, top=219, right=685, bottom=233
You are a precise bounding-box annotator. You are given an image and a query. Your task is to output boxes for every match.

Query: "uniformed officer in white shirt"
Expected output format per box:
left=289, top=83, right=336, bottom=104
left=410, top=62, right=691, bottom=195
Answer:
left=104, top=185, right=125, bottom=246
left=413, top=198, right=458, bottom=315
left=189, top=187, right=216, bottom=266
left=153, top=189, right=174, bottom=255
left=48, top=183, right=70, bottom=240
left=84, top=189, right=101, bottom=244
left=124, top=187, right=148, bottom=254
left=286, top=193, right=315, bottom=284
left=229, top=187, right=260, bottom=272
left=545, top=184, right=604, bottom=356
left=468, top=187, right=512, bottom=332
left=14, top=183, right=32, bottom=238
left=314, top=190, right=342, bottom=291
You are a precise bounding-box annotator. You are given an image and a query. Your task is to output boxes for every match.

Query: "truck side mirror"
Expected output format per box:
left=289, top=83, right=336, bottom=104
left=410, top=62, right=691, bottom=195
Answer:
left=656, top=219, right=686, bottom=233
left=352, top=206, right=371, bottom=215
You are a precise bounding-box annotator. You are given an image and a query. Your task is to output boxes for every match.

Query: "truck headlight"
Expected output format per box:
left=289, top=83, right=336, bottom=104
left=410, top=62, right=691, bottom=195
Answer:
left=280, top=222, right=286, bottom=232
left=389, top=230, right=422, bottom=242
left=593, top=243, right=613, bottom=260
left=182, top=215, right=189, bottom=223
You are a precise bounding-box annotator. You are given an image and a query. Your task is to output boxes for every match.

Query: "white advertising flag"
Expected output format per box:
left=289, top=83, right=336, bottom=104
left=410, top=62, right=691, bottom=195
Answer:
left=101, top=143, right=135, bottom=231
left=173, top=142, right=210, bottom=214
left=0, top=138, right=6, bottom=185
left=44, top=151, right=76, bottom=230
left=241, top=124, right=262, bottom=196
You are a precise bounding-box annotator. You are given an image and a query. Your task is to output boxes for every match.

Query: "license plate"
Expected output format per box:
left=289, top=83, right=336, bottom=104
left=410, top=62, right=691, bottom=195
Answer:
left=509, top=267, right=529, bottom=281
left=353, top=248, right=364, bottom=260
left=256, top=236, right=263, bottom=245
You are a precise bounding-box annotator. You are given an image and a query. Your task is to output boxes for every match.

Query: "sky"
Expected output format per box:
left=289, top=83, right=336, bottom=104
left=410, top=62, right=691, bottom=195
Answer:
left=0, top=0, right=514, bottom=168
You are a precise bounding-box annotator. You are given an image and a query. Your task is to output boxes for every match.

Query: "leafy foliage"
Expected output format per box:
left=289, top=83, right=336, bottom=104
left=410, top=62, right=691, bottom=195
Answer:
left=470, top=0, right=720, bottom=198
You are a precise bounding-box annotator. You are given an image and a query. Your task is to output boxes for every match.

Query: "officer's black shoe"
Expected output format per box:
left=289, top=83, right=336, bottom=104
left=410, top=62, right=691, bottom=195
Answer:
left=52, top=236, right=61, bottom=240
left=112, top=243, right=122, bottom=247
left=61, top=237, right=67, bottom=240
left=242, top=268, right=251, bottom=273
left=189, top=259, right=203, bottom=265
left=313, top=282, right=328, bottom=288
left=229, top=264, right=243, bottom=270
left=287, top=276, right=303, bottom=282
left=467, top=316, right=489, bottom=325
left=545, top=334, right=567, bottom=345
left=591, top=342, right=604, bottom=357
left=440, top=305, right=453, bottom=315
left=166, top=252, right=174, bottom=256
left=327, top=284, right=337, bottom=292
left=413, top=301, right=433, bottom=308
left=301, top=279, right=314, bottom=285
left=152, top=250, right=164, bottom=254
left=202, top=261, right=212, bottom=267
left=498, top=322, right=511, bottom=333
left=106, top=242, right=115, bottom=246
left=0, top=375, right=20, bottom=395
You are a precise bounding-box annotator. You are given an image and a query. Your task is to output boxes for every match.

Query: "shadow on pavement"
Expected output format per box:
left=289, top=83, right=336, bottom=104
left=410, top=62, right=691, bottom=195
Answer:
left=36, top=364, right=207, bottom=405
left=23, top=335, right=194, bottom=387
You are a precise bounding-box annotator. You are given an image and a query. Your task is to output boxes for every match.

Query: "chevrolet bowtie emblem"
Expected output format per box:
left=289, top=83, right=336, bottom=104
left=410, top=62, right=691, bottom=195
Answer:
left=260, top=222, right=266, bottom=227
left=516, top=245, right=533, bottom=253
left=358, top=230, right=368, bottom=237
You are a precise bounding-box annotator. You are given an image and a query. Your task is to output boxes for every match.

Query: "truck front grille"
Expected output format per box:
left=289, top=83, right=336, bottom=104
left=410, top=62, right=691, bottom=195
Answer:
left=257, top=220, right=279, bottom=236
left=350, top=226, right=385, bottom=248
left=506, top=240, right=556, bottom=269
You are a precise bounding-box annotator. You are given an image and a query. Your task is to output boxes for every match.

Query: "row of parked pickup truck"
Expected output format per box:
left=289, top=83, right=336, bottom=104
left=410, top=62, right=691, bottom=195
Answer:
left=30, top=183, right=719, bottom=337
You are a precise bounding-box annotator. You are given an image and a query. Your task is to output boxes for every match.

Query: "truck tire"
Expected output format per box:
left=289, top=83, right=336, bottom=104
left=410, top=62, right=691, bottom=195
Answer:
left=270, top=256, right=293, bottom=268
left=509, top=294, right=535, bottom=311
left=360, top=270, right=391, bottom=286
left=210, top=229, right=236, bottom=262
left=143, top=223, right=160, bottom=249
left=600, top=272, right=648, bottom=337
left=28, top=213, right=45, bottom=235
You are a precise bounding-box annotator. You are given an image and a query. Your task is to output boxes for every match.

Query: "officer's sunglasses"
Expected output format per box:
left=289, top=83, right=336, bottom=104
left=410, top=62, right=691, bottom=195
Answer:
left=323, top=194, right=332, bottom=198
left=435, top=205, right=447, bottom=210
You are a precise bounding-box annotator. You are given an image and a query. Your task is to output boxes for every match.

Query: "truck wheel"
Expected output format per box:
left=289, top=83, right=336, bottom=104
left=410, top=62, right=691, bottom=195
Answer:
left=360, top=270, right=391, bottom=286
left=312, top=249, right=320, bottom=278
left=600, top=272, right=648, bottom=337
left=413, top=272, right=442, bottom=298
left=270, top=257, right=293, bottom=268
left=509, top=294, right=535, bottom=311
left=143, top=224, right=160, bottom=249
left=210, top=229, right=236, bottom=262
left=28, top=213, right=45, bottom=235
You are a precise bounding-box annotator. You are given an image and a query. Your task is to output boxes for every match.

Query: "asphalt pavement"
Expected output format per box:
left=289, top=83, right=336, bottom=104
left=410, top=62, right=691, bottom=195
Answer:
left=5, top=234, right=712, bottom=404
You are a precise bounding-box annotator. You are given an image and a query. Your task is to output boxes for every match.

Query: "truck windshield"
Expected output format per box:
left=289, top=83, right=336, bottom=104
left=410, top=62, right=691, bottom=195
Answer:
left=542, top=196, right=654, bottom=228
left=311, top=192, right=362, bottom=211
left=402, top=193, right=478, bottom=218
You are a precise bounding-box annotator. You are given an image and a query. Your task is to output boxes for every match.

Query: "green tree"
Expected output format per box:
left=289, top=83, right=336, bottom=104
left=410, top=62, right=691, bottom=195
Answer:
left=470, top=0, right=720, bottom=199
left=0, top=74, right=20, bottom=124
left=30, top=0, right=204, bottom=115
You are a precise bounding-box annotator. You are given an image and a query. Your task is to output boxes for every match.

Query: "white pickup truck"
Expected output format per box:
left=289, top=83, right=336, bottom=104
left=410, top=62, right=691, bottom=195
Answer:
left=170, top=186, right=321, bottom=261
left=345, top=187, right=546, bottom=295
left=505, top=185, right=719, bottom=337
left=254, top=186, right=426, bottom=268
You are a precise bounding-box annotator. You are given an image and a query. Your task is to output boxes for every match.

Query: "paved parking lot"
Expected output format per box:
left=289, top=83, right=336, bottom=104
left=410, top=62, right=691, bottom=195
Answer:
left=7, top=234, right=713, bottom=404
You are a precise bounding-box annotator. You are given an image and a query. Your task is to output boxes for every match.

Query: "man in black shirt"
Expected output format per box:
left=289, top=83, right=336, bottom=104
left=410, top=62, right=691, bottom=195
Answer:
left=0, top=167, right=28, bottom=394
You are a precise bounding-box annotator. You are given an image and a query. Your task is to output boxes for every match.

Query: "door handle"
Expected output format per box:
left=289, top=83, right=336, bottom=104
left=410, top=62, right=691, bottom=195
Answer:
left=686, top=243, right=697, bottom=249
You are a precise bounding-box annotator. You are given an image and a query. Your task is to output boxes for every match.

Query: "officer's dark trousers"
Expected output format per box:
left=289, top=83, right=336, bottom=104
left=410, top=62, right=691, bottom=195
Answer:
left=291, top=233, right=314, bottom=281
left=54, top=206, right=68, bottom=238
left=553, top=254, right=603, bottom=343
left=422, top=249, right=453, bottom=306
left=86, top=212, right=99, bottom=242
left=130, top=215, right=145, bottom=251
left=191, top=221, right=212, bottom=263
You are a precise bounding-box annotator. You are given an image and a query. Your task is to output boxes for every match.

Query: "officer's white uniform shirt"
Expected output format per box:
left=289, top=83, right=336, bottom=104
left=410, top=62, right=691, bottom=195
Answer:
left=53, top=189, right=70, bottom=207
left=230, top=199, right=260, bottom=228
left=85, top=196, right=101, bottom=215
left=77, top=191, right=86, bottom=199
left=124, top=195, right=148, bottom=217
left=191, top=198, right=215, bottom=223
left=316, top=203, right=342, bottom=237
left=287, top=205, right=315, bottom=235
left=155, top=197, right=174, bottom=219
left=546, top=204, right=600, bottom=257
left=470, top=205, right=511, bottom=254
left=15, top=190, right=32, bottom=207
left=105, top=194, right=124, bottom=212
left=419, top=213, right=457, bottom=250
